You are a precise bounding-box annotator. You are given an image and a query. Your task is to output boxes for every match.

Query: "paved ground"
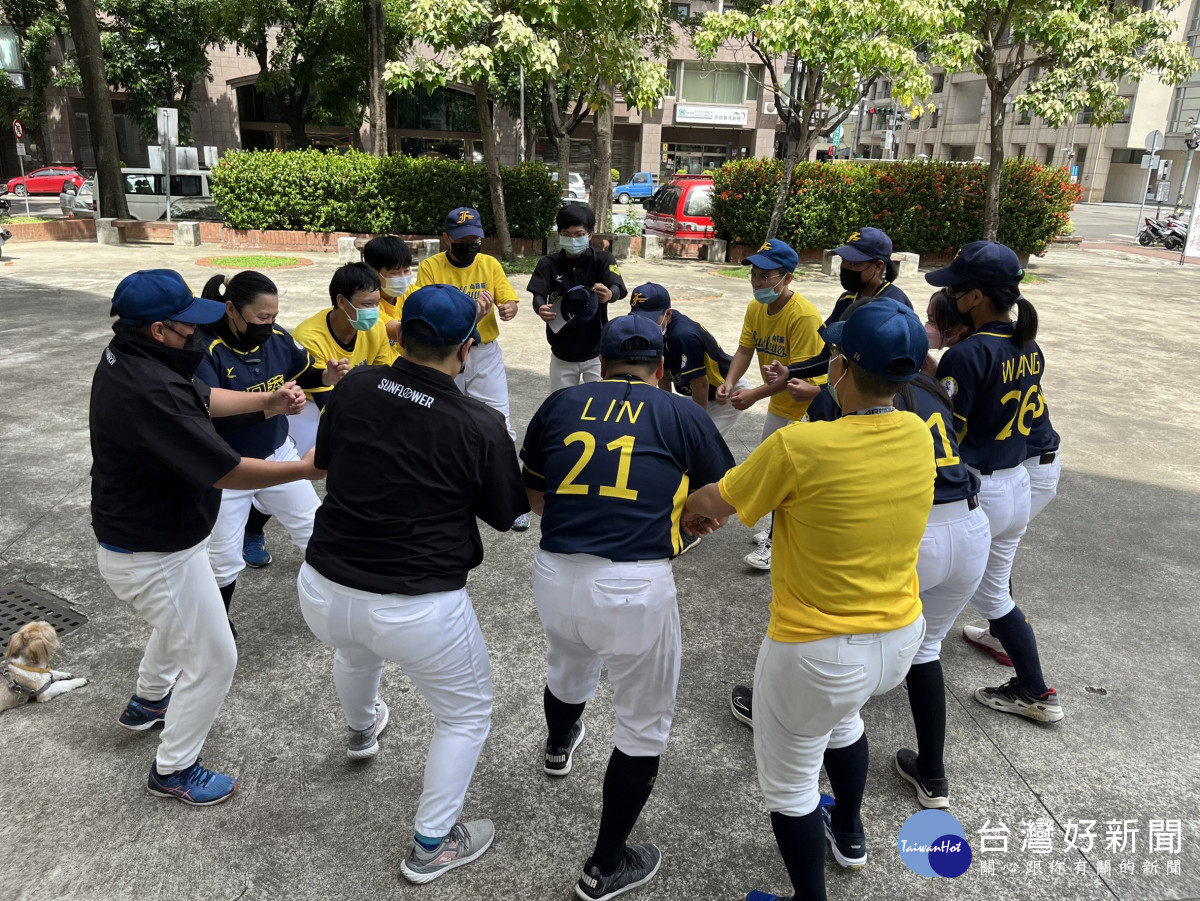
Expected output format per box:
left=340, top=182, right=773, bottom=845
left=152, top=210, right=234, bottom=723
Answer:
left=1, top=237, right=1198, bottom=901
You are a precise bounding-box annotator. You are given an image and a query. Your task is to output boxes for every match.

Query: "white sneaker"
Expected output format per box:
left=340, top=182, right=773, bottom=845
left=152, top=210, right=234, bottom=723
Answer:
left=963, top=624, right=1013, bottom=666
left=347, top=699, right=390, bottom=759
left=744, top=537, right=771, bottom=571
left=751, top=529, right=770, bottom=545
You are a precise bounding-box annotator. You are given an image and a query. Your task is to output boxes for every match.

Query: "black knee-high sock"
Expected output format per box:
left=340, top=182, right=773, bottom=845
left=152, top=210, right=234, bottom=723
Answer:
left=588, top=749, right=659, bottom=873
left=245, top=507, right=272, bottom=536
left=823, top=735, right=868, bottom=834
left=770, top=809, right=827, bottom=901
left=219, top=581, right=236, bottom=613
left=905, top=660, right=947, bottom=780
left=543, top=686, right=586, bottom=748
left=988, top=606, right=1048, bottom=696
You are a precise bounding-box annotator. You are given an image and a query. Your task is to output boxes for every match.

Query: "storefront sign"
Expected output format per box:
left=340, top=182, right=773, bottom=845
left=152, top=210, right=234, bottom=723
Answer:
left=675, top=105, right=748, bottom=127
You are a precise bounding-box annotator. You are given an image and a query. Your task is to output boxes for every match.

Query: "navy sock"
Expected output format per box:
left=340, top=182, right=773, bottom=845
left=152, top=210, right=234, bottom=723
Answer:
left=770, top=809, right=827, bottom=901
left=414, top=832, right=442, bottom=851
left=544, top=685, right=586, bottom=748
left=588, top=749, right=659, bottom=874
left=988, top=606, right=1049, bottom=697
left=905, top=660, right=947, bottom=780
left=823, top=735, right=868, bottom=834
left=245, top=507, right=272, bottom=536
left=218, top=580, right=236, bottom=613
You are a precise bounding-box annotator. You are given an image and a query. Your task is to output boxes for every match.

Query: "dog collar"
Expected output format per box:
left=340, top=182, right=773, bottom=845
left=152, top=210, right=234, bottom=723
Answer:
left=8, top=662, right=51, bottom=674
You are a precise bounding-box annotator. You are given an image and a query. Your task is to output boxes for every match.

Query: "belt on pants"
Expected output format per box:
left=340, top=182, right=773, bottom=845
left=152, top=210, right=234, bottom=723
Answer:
left=1039, top=451, right=1057, bottom=464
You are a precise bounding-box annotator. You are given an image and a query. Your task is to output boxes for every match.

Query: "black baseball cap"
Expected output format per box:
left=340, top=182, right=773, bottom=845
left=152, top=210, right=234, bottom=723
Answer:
left=926, top=241, right=1024, bottom=287
left=401, top=284, right=482, bottom=345
left=820, top=298, right=927, bottom=382
left=600, top=315, right=664, bottom=360
left=561, top=285, right=598, bottom=323
left=627, top=283, right=671, bottom=316
left=112, top=269, right=225, bottom=325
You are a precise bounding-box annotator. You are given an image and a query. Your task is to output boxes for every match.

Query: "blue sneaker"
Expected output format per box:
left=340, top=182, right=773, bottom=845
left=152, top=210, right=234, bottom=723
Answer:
left=820, top=793, right=867, bottom=869
left=147, top=758, right=237, bottom=806
left=118, top=692, right=171, bottom=731
left=242, top=532, right=272, bottom=568
left=746, top=892, right=792, bottom=901
left=512, top=514, right=531, bottom=532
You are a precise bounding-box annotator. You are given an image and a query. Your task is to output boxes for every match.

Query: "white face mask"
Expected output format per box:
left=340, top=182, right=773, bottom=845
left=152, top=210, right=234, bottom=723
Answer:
left=827, top=354, right=847, bottom=408
left=384, top=274, right=415, bottom=295
left=561, top=234, right=590, bottom=256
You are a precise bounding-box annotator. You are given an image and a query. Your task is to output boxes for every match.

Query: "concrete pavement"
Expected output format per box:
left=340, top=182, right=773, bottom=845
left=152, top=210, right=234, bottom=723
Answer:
left=0, top=238, right=1198, bottom=901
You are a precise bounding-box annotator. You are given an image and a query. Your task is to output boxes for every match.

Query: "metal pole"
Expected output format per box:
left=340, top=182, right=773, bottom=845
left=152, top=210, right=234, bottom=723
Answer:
left=852, top=101, right=864, bottom=159
left=518, top=65, right=525, bottom=164
left=1174, top=119, right=1198, bottom=216
left=17, top=152, right=31, bottom=216
left=164, top=140, right=173, bottom=223
left=1135, top=132, right=1162, bottom=237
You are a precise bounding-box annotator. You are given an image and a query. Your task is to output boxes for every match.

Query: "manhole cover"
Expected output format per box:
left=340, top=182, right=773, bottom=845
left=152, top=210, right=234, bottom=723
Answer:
left=0, top=583, right=89, bottom=645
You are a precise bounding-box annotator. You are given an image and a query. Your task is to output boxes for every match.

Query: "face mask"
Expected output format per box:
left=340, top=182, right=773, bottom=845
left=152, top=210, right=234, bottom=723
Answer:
left=241, top=321, right=275, bottom=346
left=384, top=274, right=415, bottom=296
left=752, top=272, right=785, bottom=304
left=839, top=266, right=867, bottom=294
left=561, top=235, right=590, bottom=256
left=344, top=303, right=379, bottom=332
left=451, top=241, right=482, bottom=264
left=827, top=354, right=847, bottom=408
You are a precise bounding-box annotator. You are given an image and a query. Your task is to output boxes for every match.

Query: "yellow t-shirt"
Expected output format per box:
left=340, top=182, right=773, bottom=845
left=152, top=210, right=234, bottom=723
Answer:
left=718, top=412, right=934, bottom=642
left=378, top=284, right=415, bottom=359
left=415, top=251, right=518, bottom=344
left=738, top=293, right=826, bottom=420
left=291, top=308, right=393, bottom=402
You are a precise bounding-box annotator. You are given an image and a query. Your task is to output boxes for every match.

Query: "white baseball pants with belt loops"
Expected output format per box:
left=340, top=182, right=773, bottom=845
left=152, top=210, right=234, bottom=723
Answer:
left=456, top=339, right=515, bottom=442
left=297, top=563, right=492, bottom=838
left=1023, top=452, right=1061, bottom=522
left=549, top=353, right=602, bottom=390
left=913, top=499, right=991, bottom=665
left=968, top=464, right=1032, bottom=621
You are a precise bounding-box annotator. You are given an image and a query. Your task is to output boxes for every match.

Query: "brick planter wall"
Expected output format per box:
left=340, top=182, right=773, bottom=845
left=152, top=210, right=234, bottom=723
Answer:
left=5, top=219, right=97, bottom=243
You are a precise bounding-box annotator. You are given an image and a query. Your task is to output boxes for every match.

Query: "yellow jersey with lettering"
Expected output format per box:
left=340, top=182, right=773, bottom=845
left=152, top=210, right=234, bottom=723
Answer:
left=378, top=284, right=415, bottom=360
left=738, top=293, right=826, bottom=420
left=415, top=251, right=518, bottom=344
left=718, top=411, right=933, bottom=641
left=291, top=309, right=393, bottom=405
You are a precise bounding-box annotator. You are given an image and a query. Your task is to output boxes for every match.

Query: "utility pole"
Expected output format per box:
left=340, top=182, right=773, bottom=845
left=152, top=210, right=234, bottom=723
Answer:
left=1174, top=117, right=1200, bottom=216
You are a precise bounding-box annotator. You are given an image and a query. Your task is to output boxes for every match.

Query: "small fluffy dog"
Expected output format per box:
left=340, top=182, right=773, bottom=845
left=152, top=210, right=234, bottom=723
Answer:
left=1, top=621, right=89, bottom=713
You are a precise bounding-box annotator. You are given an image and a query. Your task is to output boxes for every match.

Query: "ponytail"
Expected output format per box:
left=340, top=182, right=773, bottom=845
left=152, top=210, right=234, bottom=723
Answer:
left=200, top=271, right=278, bottom=314
left=1012, top=296, right=1038, bottom=348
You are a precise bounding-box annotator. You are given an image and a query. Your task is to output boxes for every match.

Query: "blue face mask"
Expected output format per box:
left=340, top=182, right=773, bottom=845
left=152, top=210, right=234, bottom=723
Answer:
left=561, top=235, right=590, bottom=256
left=345, top=303, right=379, bottom=332
left=752, top=273, right=786, bottom=304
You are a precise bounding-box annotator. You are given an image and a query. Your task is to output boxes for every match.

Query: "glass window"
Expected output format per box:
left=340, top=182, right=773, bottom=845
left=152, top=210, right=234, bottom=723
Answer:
left=670, top=2, right=690, bottom=19
left=170, top=175, right=204, bottom=197
left=655, top=186, right=682, bottom=215
left=679, top=61, right=747, bottom=105
left=684, top=185, right=713, bottom=217
left=0, top=25, right=20, bottom=72
left=1170, top=84, right=1200, bottom=132
left=391, top=85, right=479, bottom=132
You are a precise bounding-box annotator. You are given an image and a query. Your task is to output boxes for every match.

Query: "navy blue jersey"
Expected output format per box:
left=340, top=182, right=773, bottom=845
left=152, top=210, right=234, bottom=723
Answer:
left=521, top=376, right=734, bottom=560
left=826, top=282, right=912, bottom=327
left=801, top=385, right=840, bottom=423
left=936, top=321, right=1050, bottom=474
left=1025, top=389, right=1060, bottom=457
left=195, top=324, right=313, bottom=458
left=663, top=312, right=733, bottom=400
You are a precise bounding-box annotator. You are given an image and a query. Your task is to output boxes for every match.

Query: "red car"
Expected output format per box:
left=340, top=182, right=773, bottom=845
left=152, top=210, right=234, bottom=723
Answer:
left=642, top=175, right=716, bottom=238
left=6, top=165, right=87, bottom=197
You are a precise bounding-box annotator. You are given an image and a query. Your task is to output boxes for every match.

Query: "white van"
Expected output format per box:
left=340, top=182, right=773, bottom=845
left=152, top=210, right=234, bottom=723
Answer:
left=119, top=168, right=212, bottom=220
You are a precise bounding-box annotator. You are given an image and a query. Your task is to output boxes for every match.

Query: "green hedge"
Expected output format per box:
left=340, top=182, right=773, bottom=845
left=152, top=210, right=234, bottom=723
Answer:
left=711, top=158, right=1082, bottom=256
left=210, top=150, right=561, bottom=238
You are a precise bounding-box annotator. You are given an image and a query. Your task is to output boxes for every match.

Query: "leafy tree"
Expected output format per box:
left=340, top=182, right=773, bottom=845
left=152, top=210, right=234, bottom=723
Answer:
left=955, top=0, right=1196, bottom=239
left=0, top=0, right=69, bottom=159
left=693, top=0, right=969, bottom=241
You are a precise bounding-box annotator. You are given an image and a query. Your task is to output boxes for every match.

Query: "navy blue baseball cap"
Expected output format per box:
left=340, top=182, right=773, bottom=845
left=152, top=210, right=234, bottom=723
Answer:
left=561, top=285, right=598, bottom=323
left=600, top=315, right=664, bottom=360
left=926, top=241, right=1024, bottom=287
left=834, top=227, right=893, bottom=262
left=627, top=282, right=671, bottom=316
left=112, top=269, right=224, bottom=325
left=444, top=207, right=485, bottom=240
left=743, top=238, right=798, bottom=272
left=401, top=284, right=482, bottom=345
left=819, top=298, right=927, bottom=382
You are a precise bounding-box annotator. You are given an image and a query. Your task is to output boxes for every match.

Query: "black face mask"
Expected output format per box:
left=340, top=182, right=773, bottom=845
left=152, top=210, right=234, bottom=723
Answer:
left=839, top=266, right=867, bottom=294
left=231, top=309, right=275, bottom=349
left=450, top=241, right=482, bottom=264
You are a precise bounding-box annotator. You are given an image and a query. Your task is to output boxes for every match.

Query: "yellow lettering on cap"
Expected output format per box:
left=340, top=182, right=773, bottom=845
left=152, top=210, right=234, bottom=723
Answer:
left=630, top=292, right=647, bottom=306
left=847, top=231, right=861, bottom=243
left=759, top=240, right=772, bottom=251
left=457, top=210, right=475, bottom=223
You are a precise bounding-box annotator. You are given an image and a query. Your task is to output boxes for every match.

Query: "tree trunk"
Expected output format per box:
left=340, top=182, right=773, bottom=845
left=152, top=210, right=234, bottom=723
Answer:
left=282, top=85, right=311, bottom=149
left=63, top=0, right=128, bottom=219
left=766, top=123, right=803, bottom=240
left=589, top=82, right=614, bottom=231
left=473, top=79, right=515, bottom=261
left=542, top=78, right=571, bottom=193
left=363, top=0, right=388, bottom=157
left=983, top=82, right=1006, bottom=241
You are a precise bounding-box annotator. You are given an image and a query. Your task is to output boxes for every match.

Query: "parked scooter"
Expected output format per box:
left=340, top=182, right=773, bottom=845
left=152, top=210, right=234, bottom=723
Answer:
left=0, top=184, right=10, bottom=217
left=1138, top=215, right=1188, bottom=251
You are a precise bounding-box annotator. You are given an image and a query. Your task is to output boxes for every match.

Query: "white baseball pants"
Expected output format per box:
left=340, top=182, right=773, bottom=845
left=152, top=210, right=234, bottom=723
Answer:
left=1023, top=452, right=1061, bottom=522
left=753, top=617, right=926, bottom=816
left=532, top=551, right=680, bottom=757
left=761, top=410, right=792, bottom=442
left=456, top=339, right=515, bottom=441
left=297, top=563, right=493, bottom=838
left=967, top=465, right=1032, bottom=621
left=97, top=539, right=237, bottom=774
left=706, top=377, right=749, bottom=439
left=208, top=439, right=320, bottom=587
left=912, top=500, right=991, bottom=665
left=549, top=353, right=602, bottom=390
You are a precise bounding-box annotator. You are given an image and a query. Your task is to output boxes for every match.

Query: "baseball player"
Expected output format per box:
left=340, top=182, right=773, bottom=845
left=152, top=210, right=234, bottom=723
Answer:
left=683, top=299, right=932, bottom=900
left=91, top=269, right=322, bottom=806
left=520, top=315, right=734, bottom=900
left=195, top=271, right=347, bottom=636
left=928, top=241, right=1064, bottom=723
left=363, top=234, right=416, bottom=354
left=827, top=227, right=912, bottom=324
left=298, top=285, right=529, bottom=883
left=529, top=204, right=628, bottom=389
left=417, top=206, right=528, bottom=530
left=716, top=239, right=826, bottom=570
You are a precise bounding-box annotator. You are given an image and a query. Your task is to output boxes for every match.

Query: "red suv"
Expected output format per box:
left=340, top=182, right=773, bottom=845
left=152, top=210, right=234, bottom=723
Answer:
left=642, top=175, right=715, bottom=238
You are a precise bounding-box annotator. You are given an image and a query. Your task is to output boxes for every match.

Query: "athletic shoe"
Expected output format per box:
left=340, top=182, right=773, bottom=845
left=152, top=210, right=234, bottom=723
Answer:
left=512, top=513, right=531, bottom=532
left=744, top=537, right=771, bottom=571
left=575, top=843, right=662, bottom=901
left=974, top=678, right=1063, bottom=723
left=745, top=892, right=792, bottom=901
left=894, top=748, right=950, bottom=810
left=676, top=533, right=701, bottom=557
left=820, top=794, right=866, bottom=869
left=730, top=684, right=754, bottom=728
left=751, top=530, right=770, bottom=545
left=545, top=720, right=587, bottom=776
left=241, top=532, right=272, bottom=568
left=147, top=758, right=237, bottom=806
left=118, top=692, right=171, bottom=731
left=962, top=624, right=1013, bottom=666
left=400, top=819, right=495, bottom=884
left=347, top=699, right=390, bottom=760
